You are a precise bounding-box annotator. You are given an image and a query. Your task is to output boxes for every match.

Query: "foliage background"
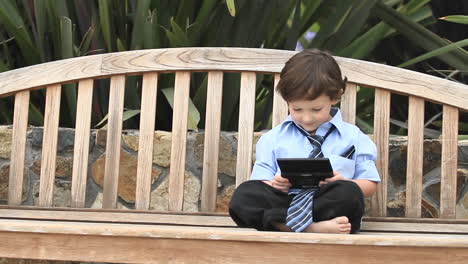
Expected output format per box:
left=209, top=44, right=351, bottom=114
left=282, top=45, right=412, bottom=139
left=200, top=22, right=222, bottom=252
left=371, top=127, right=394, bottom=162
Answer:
left=0, top=0, right=467, bottom=137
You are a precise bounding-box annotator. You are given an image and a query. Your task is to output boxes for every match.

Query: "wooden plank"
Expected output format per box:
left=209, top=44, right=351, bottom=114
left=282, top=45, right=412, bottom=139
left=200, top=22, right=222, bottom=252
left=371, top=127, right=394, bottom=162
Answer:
left=405, top=96, right=425, bottom=218
left=236, top=72, right=256, bottom=186
left=0, top=209, right=235, bottom=227
left=168, top=71, right=191, bottom=211
left=363, top=216, right=468, bottom=224
left=0, top=220, right=468, bottom=248
left=135, top=73, right=158, bottom=210
left=38, top=84, right=62, bottom=207
left=3, top=48, right=467, bottom=112
left=2, top=205, right=468, bottom=224
left=336, top=57, right=468, bottom=111
left=361, top=221, right=468, bottom=234
left=341, top=83, right=357, bottom=124
left=102, top=75, right=126, bottom=209
left=1, top=231, right=468, bottom=264
left=100, top=48, right=292, bottom=74
left=371, top=88, right=390, bottom=217
left=272, top=73, right=288, bottom=127
left=71, top=79, right=93, bottom=208
left=1, top=209, right=468, bottom=234
left=440, top=105, right=459, bottom=218
left=201, top=71, right=223, bottom=212
left=8, top=91, right=30, bottom=206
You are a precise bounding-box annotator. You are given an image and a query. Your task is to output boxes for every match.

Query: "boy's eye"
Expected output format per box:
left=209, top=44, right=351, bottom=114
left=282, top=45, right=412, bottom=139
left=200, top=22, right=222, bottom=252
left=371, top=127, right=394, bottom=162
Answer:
left=293, top=109, right=302, bottom=112
left=312, top=108, right=322, bottom=112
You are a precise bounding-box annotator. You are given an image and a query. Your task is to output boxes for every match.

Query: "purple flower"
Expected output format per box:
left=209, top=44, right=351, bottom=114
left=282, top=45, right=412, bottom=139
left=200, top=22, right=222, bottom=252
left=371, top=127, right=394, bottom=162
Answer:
left=295, top=31, right=316, bottom=51
left=296, top=42, right=304, bottom=51
left=305, top=31, right=316, bottom=41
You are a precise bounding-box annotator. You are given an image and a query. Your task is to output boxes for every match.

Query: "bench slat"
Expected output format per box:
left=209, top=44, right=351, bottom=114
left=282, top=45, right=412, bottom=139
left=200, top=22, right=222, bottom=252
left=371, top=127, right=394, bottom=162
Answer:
left=371, top=88, right=391, bottom=216
left=201, top=71, right=224, bottom=212
left=71, top=79, right=94, bottom=208
left=135, top=73, right=158, bottom=210
left=341, top=83, right=357, bottom=124
left=1, top=230, right=467, bottom=264
left=272, top=73, right=288, bottom=127
left=1, top=209, right=468, bottom=235
left=440, top=105, right=459, bottom=218
left=39, top=85, right=62, bottom=207
left=0, top=209, right=235, bottom=227
left=1, top=219, right=467, bottom=248
left=236, top=72, right=256, bottom=186
left=8, top=91, right=30, bottom=205
left=406, top=96, right=425, bottom=218
left=362, top=221, right=468, bottom=234
left=168, top=71, right=191, bottom=211
left=102, top=76, right=126, bottom=209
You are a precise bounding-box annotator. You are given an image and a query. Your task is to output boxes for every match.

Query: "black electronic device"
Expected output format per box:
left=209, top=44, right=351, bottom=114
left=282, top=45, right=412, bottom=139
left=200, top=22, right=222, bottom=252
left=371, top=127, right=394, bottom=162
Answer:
left=277, top=158, right=333, bottom=189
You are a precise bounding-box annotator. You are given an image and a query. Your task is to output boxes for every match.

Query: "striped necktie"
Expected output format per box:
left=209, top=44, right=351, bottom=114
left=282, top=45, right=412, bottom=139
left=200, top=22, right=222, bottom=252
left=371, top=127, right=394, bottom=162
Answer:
left=285, top=123, right=335, bottom=232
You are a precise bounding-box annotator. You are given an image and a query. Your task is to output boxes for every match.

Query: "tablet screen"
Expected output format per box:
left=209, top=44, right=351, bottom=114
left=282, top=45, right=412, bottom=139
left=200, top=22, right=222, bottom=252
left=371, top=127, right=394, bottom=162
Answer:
left=277, top=158, right=333, bottom=189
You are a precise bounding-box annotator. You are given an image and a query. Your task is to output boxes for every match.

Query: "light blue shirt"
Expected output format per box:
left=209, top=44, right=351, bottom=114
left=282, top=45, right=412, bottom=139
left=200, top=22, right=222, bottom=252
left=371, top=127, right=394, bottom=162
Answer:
left=250, top=108, right=380, bottom=182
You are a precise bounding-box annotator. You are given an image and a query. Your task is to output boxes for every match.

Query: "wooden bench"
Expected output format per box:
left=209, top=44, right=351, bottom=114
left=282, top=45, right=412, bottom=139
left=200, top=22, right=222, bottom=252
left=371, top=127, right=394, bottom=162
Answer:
left=0, top=48, right=467, bottom=263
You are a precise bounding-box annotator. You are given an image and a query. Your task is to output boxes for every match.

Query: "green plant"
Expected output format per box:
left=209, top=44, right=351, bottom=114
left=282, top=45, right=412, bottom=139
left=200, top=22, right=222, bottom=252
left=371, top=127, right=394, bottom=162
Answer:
left=0, top=0, right=466, bottom=135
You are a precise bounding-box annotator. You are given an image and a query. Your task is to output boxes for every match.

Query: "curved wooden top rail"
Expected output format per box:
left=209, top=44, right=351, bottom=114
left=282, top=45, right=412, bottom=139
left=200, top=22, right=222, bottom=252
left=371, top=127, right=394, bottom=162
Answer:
left=1, top=47, right=467, bottom=110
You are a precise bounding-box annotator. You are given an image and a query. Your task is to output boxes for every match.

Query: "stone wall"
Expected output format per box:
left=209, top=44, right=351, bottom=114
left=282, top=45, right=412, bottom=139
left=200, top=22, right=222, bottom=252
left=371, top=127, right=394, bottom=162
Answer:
left=0, top=126, right=467, bottom=218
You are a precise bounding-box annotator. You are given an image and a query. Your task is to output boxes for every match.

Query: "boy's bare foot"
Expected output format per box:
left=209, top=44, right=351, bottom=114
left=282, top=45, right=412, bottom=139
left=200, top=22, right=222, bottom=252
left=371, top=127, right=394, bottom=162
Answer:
left=304, top=216, right=351, bottom=234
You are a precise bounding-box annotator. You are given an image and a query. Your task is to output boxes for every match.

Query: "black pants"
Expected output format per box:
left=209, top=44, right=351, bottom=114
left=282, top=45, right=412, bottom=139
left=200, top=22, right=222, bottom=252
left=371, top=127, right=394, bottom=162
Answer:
left=229, top=180, right=364, bottom=233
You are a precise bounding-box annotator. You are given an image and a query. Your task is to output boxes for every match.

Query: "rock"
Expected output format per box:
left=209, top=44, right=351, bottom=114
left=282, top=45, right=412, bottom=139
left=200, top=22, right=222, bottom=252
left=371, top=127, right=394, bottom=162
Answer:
left=123, top=134, right=139, bottom=151
left=91, top=149, right=161, bottom=203
left=0, top=165, right=10, bottom=202
left=387, top=191, right=405, bottom=217
left=0, top=165, right=27, bottom=203
left=386, top=190, right=440, bottom=218
left=95, top=129, right=107, bottom=146
left=30, top=128, right=76, bottom=152
left=152, top=131, right=172, bottom=167
left=0, top=126, right=12, bottom=159
left=194, top=133, right=237, bottom=177
left=150, top=171, right=201, bottom=212
left=216, top=185, right=235, bottom=212
left=121, top=131, right=172, bottom=167
left=456, top=191, right=468, bottom=219
left=421, top=198, right=438, bottom=218
left=32, top=180, right=72, bottom=207
left=90, top=192, right=131, bottom=209
left=32, top=156, right=73, bottom=178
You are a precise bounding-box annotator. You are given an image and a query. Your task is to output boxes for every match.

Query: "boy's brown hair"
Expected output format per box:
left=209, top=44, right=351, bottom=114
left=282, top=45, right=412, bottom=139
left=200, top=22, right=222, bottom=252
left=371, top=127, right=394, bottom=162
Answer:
left=276, top=49, right=347, bottom=102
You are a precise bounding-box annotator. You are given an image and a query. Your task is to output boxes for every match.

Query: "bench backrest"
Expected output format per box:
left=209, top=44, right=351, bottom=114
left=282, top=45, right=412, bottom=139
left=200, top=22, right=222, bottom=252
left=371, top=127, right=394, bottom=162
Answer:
left=0, top=48, right=467, bottom=218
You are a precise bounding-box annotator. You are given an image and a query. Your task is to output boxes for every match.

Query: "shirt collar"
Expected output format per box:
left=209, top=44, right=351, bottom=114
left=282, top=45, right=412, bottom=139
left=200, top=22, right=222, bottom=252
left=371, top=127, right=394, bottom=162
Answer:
left=283, top=107, right=345, bottom=136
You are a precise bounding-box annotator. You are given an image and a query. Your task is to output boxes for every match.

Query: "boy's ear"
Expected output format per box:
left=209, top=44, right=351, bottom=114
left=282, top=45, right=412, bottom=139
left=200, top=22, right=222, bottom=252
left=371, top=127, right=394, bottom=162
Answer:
left=331, top=97, right=340, bottom=105
left=338, top=88, right=344, bottom=97
left=332, top=89, right=345, bottom=104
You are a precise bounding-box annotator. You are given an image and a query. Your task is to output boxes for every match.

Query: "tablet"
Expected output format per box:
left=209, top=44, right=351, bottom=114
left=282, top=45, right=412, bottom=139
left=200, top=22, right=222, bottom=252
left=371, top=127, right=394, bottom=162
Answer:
left=277, top=158, right=333, bottom=189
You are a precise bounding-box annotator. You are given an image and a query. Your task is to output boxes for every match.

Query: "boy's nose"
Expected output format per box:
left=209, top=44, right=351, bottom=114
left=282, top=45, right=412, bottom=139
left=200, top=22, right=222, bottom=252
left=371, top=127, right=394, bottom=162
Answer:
left=302, top=115, right=314, bottom=123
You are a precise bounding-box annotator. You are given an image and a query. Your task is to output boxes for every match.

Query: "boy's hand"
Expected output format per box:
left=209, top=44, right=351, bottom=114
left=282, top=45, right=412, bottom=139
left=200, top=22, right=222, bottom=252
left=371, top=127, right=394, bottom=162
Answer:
left=319, top=171, right=346, bottom=186
left=269, top=174, right=291, bottom=193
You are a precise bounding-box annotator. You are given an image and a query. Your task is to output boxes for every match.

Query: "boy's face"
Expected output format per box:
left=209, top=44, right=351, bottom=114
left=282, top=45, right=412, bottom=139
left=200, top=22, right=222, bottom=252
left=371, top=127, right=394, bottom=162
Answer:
left=288, top=94, right=339, bottom=134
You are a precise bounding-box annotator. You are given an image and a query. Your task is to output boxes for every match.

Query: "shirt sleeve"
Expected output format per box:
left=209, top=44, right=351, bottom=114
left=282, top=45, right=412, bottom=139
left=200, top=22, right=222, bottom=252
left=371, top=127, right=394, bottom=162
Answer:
left=353, top=131, right=381, bottom=182
left=250, top=133, right=278, bottom=181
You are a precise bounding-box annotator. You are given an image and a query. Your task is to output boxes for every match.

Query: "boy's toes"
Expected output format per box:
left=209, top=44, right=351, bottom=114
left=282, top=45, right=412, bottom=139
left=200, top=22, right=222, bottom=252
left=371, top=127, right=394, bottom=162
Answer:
left=334, top=216, right=350, bottom=224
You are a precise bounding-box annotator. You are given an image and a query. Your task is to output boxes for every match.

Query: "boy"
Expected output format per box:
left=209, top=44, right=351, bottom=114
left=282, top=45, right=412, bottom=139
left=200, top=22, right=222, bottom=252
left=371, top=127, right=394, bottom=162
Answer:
left=229, top=49, right=380, bottom=234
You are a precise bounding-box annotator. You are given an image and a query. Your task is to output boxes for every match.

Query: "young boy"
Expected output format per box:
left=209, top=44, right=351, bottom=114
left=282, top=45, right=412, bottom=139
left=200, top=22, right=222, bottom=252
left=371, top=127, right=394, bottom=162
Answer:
left=229, top=49, right=380, bottom=234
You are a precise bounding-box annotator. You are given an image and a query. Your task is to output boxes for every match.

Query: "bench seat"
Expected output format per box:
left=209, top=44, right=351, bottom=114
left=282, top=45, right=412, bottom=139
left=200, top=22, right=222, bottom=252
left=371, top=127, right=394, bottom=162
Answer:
left=0, top=214, right=466, bottom=263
